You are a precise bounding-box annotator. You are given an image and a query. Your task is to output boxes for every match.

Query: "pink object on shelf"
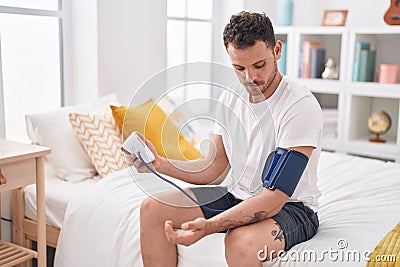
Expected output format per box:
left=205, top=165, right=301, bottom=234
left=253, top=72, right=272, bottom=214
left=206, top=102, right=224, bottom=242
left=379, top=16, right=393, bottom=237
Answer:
left=378, top=64, right=399, bottom=84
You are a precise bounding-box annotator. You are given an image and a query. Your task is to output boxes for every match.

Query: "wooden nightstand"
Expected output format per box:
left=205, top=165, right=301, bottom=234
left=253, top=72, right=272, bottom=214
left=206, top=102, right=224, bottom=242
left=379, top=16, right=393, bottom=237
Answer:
left=0, top=139, right=50, bottom=267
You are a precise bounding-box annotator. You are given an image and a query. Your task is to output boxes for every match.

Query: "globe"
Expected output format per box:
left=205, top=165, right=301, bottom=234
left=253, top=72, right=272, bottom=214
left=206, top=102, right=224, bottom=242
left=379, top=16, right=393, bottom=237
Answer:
left=368, top=111, right=391, bottom=143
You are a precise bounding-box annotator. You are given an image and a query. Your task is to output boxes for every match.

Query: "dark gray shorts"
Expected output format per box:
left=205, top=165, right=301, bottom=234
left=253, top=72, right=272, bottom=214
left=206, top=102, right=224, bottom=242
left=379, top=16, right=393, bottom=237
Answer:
left=189, top=186, right=319, bottom=251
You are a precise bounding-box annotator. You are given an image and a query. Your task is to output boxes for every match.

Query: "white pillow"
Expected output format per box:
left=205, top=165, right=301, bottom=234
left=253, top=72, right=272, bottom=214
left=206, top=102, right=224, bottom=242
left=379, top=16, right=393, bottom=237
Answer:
left=25, top=94, right=119, bottom=182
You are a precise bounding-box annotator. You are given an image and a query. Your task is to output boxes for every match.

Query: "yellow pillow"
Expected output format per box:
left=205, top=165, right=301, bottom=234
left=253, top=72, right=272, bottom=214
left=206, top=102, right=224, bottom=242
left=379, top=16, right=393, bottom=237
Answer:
left=110, top=100, right=201, bottom=160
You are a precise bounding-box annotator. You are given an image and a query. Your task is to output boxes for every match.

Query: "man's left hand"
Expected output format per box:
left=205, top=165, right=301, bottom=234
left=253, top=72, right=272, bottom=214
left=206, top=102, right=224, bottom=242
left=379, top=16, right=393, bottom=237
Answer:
left=164, top=218, right=212, bottom=247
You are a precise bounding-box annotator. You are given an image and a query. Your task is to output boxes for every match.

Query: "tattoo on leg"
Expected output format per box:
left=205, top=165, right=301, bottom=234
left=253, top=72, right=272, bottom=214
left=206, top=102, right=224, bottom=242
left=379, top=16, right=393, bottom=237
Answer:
left=273, top=222, right=284, bottom=242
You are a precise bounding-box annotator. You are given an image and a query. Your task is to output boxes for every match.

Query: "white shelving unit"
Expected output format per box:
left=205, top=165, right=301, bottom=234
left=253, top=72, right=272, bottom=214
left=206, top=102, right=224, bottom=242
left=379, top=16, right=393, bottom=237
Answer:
left=275, top=26, right=400, bottom=162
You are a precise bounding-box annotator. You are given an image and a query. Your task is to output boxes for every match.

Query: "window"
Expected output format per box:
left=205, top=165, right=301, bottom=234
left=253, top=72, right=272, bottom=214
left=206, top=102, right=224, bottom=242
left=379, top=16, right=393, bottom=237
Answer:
left=166, top=0, right=213, bottom=115
left=0, top=0, right=58, bottom=11
left=0, top=1, right=63, bottom=142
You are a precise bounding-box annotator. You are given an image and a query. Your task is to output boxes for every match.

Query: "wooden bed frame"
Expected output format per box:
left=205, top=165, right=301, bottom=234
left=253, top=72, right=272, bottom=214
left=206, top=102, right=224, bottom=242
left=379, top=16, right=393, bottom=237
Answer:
left=12, top=187, right=61, bottom=258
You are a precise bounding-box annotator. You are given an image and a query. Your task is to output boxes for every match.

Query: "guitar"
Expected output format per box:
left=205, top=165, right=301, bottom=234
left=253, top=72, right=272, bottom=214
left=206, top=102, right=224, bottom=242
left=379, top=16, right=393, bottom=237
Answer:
left=384, top=0, right=400, bottom=25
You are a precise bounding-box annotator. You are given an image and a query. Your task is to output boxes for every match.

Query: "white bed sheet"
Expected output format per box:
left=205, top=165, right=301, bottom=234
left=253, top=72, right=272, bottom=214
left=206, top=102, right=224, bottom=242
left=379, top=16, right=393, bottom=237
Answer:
left=54, top=152, right=400, bottom=266
left=24, top=162, right=101, bottom=228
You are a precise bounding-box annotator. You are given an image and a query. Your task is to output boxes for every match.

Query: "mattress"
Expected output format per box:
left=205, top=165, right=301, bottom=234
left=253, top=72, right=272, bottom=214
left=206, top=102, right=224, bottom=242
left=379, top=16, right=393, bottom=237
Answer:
left=53, top=151, right=400, bottom=266
left=24, top=162, right=101, bottom=228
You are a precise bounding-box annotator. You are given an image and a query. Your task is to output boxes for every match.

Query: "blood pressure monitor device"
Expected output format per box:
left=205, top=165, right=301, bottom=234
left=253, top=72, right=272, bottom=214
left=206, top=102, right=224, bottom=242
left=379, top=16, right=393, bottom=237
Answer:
left=122, top=131, right=155, bottom=163
left=261, top=147, right=309, bottom=197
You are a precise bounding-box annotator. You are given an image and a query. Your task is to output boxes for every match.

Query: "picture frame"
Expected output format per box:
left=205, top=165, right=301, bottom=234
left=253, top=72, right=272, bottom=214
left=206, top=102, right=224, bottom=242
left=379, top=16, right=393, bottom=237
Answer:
left=321, top=10, right=348, bottom=26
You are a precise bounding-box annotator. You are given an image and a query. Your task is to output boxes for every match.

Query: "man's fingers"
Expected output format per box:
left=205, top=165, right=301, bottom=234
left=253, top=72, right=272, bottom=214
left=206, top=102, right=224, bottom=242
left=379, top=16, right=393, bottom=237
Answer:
left=181, top=218, right=206, bottom=230
left=164, top=221, right=176, bottom=243
left=136, top=132, right=145, bottom=140
left=164, top=220, right=206, bottom=247
left=121, top=147, right=137, bottom=159
left=181, top=222, right=193, bottom=230
left=133, top=159, right=141, bottom=168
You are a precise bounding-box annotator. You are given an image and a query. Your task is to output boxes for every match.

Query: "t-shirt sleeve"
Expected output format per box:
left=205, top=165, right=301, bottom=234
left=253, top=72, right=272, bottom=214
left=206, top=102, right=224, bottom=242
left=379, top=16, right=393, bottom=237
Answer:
left=277, top=95, right=323, bottom=148
left=213, top=121, right=223, bottom=135
left=212, top=92, right=227, bottom=135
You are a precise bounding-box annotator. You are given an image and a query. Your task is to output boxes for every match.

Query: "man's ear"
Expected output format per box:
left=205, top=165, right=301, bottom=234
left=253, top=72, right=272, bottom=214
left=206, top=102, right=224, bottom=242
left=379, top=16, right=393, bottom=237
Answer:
left=274, top=40, right=283, bottom=60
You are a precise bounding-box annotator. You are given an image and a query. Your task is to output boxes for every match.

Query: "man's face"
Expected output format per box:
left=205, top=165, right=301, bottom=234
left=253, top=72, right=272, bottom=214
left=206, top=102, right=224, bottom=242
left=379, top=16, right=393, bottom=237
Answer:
left=227, top=40, right=281, bottom=100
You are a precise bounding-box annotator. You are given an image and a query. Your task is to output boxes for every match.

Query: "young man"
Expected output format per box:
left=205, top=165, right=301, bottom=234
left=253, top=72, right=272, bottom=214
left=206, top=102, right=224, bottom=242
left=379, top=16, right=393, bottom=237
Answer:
left=131, top=11, right=322, bottom=266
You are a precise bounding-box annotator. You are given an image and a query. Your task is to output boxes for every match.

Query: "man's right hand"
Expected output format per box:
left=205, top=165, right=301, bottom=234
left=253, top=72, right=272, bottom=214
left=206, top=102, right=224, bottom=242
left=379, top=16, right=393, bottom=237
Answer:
left=122, top=133, right=162, bottom=173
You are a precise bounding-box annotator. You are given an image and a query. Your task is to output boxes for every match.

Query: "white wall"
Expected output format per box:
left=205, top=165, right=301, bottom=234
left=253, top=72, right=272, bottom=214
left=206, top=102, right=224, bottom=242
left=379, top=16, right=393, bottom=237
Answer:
left=243, top=0, right=278, bottom=22
left=0, top=40, right=4, bottom=139
left=213, top=0, right=245, bottom=66
left=63, top=0, right=99, bottom=106
left=63, top=0, right=167, bottom=106
left=97, top=0, right=167, bottom=106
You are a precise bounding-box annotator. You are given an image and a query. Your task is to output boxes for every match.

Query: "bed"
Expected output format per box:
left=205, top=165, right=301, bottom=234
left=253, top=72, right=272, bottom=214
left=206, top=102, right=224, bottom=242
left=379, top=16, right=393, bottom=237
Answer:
left=14, top=163, right=99, bottom=248
left=17, top=94, right=399, bottom=266
left=49, top=150, right=400, bottom=267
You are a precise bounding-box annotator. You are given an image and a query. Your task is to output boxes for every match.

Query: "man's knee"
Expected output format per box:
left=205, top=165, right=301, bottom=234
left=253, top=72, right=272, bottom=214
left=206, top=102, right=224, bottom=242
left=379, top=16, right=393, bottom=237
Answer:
left=224, top=227, right=257, bottom=258
left=140, top=196, right=163, bottom=222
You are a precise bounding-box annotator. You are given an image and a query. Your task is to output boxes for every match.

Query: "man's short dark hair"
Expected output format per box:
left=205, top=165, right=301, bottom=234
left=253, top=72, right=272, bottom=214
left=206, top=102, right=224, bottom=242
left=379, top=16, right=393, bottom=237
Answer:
left=223, top=11, right=276, bottom=49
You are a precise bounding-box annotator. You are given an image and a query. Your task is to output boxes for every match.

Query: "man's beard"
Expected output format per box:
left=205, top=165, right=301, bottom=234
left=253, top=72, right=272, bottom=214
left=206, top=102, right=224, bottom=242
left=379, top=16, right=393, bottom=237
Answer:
left=243, top=63, right=278, bottom=97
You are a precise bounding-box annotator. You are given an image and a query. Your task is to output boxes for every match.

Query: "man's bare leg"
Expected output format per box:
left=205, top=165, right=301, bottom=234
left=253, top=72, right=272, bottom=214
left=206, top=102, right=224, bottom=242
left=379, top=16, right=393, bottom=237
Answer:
left=140, top=189, right=204, bottom=267
left=224, top=218, right=285, bottom=266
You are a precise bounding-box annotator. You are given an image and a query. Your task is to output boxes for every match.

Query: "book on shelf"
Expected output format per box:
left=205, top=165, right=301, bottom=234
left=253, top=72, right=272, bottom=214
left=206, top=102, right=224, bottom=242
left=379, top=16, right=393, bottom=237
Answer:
left=359, top=50, right=376, bottom=82
left=310, top=47, right=326, bottom=79
left=301, top=40, right=320, bottom=78
left=298, top=42, right=303, bottom=77
left=352, top=42, right=371, bottom=81
left=278, top=40, right=287, bottom=75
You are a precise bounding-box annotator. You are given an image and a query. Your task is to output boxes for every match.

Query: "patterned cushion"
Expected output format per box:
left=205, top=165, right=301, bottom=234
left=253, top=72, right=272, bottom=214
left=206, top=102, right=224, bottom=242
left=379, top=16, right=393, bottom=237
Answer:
left=68, top=111, right=125, bottom=177
left=25, top=94, right=119, bottom=182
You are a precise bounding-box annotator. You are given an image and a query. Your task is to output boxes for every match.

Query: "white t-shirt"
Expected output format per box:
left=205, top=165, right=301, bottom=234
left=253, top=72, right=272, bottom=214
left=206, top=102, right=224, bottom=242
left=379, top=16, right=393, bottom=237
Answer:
left=214, top=76, right=323, bottom=211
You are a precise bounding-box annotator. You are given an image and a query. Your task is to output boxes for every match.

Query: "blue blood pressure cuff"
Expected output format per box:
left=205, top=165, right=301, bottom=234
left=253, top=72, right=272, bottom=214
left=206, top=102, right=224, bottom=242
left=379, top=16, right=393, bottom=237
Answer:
left=261, top=147, right=309, bottom=197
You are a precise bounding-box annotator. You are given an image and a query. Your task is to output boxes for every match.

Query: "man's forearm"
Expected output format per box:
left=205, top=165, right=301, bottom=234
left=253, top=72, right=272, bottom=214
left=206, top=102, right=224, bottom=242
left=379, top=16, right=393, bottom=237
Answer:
left=207, top=189, right=288, bottom=233
left=153, top=133, right=230, bottom=185
left=156, top=157, right=230, bottom=185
